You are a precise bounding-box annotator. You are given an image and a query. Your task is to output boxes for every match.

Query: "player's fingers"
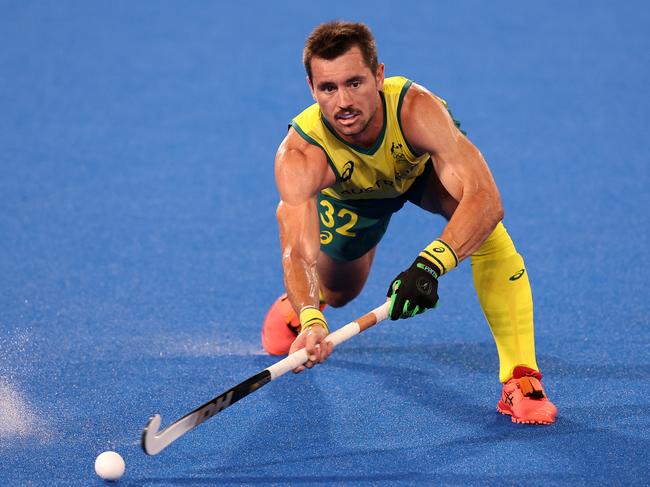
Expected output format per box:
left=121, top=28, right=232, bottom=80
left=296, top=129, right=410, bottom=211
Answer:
left=317, top=341, right=328, bottom=363
left=311, top=342, right=322, bottom=364
left=389, top=293, right=398, bottom=320
left=306, top=340, right=318, bottom=366
left=293, top=364, right=305, bottom=374
left=288, top=334, right=305, bottom=356
left=392, top=293, right=407, bottom=320
left=323, top=340, right=333, bottom=361
left=402, top=299, right=411, bottom=318
left=305, top=332, right=320, bottom=363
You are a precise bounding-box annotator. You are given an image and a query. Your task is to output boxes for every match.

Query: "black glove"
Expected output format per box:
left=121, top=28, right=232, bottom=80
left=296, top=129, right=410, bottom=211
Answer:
left=386, top=256, right=440, bottom=320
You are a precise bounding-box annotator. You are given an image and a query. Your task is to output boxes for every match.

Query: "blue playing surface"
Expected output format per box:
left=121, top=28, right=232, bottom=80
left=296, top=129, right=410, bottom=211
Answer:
left=1, top=1, right=649, bottom=485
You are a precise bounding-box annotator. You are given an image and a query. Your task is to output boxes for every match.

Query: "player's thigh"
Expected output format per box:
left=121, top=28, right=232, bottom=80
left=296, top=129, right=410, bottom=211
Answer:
left=316, top=193, right=392, bottom=305
left=317, top=193, right=391, bottom=265
left=408, top=159, right=460, bottom=220
left=317, top=246, right=376, bottom=292
left=317, top=247, right=376, bottom=306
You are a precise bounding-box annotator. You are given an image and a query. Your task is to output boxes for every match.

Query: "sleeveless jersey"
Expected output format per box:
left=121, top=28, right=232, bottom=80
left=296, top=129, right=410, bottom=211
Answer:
left=290, top=76, right=430, bottom=202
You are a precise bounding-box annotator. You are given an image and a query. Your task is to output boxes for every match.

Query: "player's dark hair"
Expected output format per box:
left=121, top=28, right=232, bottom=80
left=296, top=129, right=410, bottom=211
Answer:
left=303, top=21, right=378, bottom=82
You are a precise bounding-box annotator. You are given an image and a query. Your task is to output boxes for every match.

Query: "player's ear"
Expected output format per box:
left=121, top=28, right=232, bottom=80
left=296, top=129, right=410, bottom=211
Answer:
left=376, top=63, right=385, bottom=91
left=306, top=75, right=316, bottom=101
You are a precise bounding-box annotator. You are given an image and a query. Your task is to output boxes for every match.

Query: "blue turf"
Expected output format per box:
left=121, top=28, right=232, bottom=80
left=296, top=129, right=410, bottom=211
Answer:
left=1, top=1, right=649, bottom=485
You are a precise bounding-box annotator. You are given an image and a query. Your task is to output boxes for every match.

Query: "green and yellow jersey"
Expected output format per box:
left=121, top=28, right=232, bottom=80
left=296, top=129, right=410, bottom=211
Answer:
left=290, top=76, right=429, bottom=204
left=288, top=76, right=461, bottom=261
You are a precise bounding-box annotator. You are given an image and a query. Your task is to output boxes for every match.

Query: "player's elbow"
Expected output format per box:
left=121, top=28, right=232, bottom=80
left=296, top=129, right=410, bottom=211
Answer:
left=276, top=202, right=320, bottom=266
left=493, top=199, right=505, bottom=224
left=487, top=193, right=504, bottom=228
left=474, top=186, right=504, bottom=227
left=276, top=200, right=296, bottom=225
left=276, top=201, right=285, bottom=223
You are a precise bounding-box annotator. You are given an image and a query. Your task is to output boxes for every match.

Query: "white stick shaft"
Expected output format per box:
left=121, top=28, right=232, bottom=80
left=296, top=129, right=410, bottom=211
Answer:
left=142, top=302, right=391, bottom=455
left=266, top=301, right=390, bottom=380
left=366, top=300, right=390, bottom=323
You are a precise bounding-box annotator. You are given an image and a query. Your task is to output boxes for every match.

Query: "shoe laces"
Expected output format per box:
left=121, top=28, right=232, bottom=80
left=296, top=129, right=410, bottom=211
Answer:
left=517, top=376, right=546, bottom=399
left=511, top=366, right=546, bottom=399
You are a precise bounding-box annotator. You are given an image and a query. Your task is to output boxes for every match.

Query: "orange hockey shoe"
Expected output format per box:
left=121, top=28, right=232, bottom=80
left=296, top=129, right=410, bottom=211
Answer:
left=261, top=294, right=326, bottom=355
left=497, top=366, right=557, bottom=425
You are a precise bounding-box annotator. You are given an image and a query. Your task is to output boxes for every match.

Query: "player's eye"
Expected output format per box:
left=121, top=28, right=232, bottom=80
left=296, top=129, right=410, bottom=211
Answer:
left=351, top=80, right=361, bottom=88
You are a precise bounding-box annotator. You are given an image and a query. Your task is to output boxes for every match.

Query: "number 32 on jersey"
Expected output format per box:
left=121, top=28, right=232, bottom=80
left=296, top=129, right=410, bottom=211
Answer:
left=319, top=199, right=358, bottom=244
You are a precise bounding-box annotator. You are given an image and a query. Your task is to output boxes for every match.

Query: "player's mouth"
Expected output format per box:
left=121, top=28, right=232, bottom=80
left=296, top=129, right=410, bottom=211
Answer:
left=335, top=111, right=360, bottom=125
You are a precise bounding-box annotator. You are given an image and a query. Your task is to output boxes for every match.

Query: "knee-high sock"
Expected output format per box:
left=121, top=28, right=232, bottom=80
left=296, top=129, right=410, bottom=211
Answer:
left=470, top=223, right=539, bottom=383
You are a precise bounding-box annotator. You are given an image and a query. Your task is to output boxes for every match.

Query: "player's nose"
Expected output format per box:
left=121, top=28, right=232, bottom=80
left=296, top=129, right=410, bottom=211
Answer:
left=337, top=87, right=353, bottom=108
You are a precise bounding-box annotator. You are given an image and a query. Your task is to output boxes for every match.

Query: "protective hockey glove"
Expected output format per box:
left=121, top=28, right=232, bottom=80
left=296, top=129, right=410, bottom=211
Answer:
left=386, top=239, right=458, bottom=320
left=386, top=256, right=440, bottom=320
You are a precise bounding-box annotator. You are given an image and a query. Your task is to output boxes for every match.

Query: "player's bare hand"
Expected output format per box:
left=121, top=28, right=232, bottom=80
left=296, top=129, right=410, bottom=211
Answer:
left=289, top=324, right=333, bottom=373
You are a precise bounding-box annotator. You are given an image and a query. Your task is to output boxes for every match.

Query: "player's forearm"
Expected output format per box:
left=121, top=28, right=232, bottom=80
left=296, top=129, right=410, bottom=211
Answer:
left=281, top=248, right=321, bottom=314
left=276, top=200, right=322, bottom=314
left=439, top=189, right=504, bottom=260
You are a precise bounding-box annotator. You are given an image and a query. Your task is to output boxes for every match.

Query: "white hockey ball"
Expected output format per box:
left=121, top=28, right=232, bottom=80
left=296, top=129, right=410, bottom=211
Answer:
left=95, top=451, right=125, bottom=481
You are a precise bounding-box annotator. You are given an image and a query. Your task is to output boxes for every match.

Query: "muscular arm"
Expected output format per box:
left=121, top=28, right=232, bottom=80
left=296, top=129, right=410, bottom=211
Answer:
left=401, top=84, right=504, bottom=260
left=275, top=128, right=336, bottom=314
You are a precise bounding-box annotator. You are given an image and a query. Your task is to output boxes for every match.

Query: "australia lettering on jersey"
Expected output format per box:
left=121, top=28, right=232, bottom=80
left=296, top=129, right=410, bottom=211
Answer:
left=340, top=179, right=394, bottom=195
left=339, top=141, right=419, bottom=196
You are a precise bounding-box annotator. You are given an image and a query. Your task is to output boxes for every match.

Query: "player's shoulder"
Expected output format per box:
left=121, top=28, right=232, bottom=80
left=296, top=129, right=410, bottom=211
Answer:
left=397, top=80, right=463, bottom=154
left=399, top=80, right=448, bottom=119
left=280, top=100, right=330, bottom=175
left=276, top=126, right=327, bottom=165
left=275, top=128, right=333, bottom=204
left=383, top=76, right=449, bottom=129
left=398, top=80, right=456, bottom=144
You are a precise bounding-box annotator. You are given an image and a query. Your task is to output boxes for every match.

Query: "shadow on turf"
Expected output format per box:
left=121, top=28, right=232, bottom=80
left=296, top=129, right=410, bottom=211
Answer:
left=128, top=472, right=427, bottom=485
left=130, top=342, right=650, bottom=485
left=329, top=343, right=650, bottom=483
left=124, top=472, right=612, bottom=486
left=336, top=341, right=650, bottom=380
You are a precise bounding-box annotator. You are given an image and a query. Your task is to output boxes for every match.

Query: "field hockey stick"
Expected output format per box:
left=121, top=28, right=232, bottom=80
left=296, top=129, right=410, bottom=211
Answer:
left=141, top=301, right=391, bottom=455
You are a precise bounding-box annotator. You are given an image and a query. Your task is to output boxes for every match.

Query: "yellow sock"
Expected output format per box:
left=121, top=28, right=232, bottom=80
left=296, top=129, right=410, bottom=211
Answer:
left=470, top=222, right=539, bottom=383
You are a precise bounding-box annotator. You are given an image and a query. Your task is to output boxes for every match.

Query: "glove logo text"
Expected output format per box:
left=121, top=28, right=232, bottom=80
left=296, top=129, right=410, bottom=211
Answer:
left=416, top=262, right=439, bottom=278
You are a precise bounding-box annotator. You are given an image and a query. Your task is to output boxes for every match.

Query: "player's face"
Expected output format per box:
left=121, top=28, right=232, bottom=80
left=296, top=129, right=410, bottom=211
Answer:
left=309, top=47, right=385, bottom=141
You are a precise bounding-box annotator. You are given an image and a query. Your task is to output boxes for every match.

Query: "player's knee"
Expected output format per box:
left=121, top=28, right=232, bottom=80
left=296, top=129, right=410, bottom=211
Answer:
left=322, top=289, right=358, bottom=308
